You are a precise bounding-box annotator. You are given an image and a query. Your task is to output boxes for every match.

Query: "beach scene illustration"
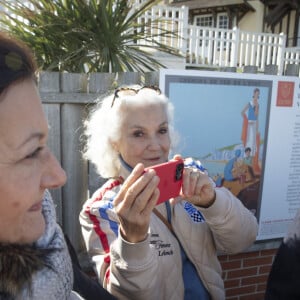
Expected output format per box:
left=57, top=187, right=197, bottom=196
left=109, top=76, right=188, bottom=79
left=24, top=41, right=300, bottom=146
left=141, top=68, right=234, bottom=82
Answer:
left=168, top=78, right=271, bottom=219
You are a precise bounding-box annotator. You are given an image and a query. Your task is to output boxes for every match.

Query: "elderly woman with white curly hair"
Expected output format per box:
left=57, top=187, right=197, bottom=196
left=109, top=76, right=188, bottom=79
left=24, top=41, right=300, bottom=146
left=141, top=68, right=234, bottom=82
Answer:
left=80, top=85, right=258, bottom=300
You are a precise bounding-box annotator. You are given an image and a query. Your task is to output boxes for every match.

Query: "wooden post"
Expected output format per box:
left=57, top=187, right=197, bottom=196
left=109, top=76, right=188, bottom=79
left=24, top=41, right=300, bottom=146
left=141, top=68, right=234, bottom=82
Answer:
left=61, top=103, right=88, bottom=251
left=40, top=72, right=63, bottom=223
left=43, top=103, right=63, bottom=223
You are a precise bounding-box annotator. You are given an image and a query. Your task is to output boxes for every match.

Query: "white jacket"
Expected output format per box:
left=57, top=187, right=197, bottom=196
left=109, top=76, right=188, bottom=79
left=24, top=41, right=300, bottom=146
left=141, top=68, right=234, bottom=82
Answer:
left=80, top=174, right=258, bottom=300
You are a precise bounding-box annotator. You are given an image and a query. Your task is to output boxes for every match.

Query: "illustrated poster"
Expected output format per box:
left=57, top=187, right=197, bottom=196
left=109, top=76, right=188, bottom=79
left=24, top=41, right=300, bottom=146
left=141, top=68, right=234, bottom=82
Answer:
left=160, top=69, right=300, bottom=240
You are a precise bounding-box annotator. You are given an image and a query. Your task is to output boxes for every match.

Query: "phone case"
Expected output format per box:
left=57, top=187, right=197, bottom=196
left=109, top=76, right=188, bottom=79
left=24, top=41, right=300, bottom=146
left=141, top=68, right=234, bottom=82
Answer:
left=144, top=159, right=184, bottom=205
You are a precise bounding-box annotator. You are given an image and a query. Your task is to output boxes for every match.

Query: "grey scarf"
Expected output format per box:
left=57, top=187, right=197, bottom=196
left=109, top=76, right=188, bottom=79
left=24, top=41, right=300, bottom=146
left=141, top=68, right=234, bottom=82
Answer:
left=0, top=190, right=74, bottom=300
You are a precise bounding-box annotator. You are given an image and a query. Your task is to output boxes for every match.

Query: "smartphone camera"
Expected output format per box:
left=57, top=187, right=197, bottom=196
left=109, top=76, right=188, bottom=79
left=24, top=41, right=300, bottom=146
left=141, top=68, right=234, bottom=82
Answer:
left=175, top=163, right=184, bottom=181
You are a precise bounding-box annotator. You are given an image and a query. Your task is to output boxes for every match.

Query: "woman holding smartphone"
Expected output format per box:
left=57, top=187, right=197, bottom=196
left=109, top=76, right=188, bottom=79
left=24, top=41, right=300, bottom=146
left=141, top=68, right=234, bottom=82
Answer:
left=80, top=86, right=258, bottom=300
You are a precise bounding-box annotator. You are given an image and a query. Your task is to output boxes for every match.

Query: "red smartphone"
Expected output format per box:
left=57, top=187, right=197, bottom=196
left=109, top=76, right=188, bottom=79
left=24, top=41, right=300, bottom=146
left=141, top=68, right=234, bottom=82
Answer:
left=144, top=159, right=184, bottom=205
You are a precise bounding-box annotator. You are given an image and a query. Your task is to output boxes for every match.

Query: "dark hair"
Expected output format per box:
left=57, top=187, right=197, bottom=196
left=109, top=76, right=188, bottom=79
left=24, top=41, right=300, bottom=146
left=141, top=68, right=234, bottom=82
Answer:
left=245, top=147, right=251, bottom=152
left=0, top=32, right=37, bottom=95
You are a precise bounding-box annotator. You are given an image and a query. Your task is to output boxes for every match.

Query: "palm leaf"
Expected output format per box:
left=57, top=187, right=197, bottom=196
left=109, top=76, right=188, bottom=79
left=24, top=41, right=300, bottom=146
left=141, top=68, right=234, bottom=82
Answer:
left=0, top=0, right=182, bottom=73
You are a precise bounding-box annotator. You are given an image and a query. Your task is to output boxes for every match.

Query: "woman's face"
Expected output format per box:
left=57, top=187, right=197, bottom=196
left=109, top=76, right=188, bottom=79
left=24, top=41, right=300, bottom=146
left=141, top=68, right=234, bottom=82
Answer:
left=115, top=103, right=171, bottom=168
left=0, top=79, right=66, bottom=244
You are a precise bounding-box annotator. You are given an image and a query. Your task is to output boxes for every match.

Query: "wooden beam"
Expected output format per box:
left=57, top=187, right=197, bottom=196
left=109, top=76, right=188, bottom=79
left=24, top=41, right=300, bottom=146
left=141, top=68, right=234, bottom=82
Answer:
left=264, top=2, right=291, bottom=26
left=170, top=0, right=255, bottom=11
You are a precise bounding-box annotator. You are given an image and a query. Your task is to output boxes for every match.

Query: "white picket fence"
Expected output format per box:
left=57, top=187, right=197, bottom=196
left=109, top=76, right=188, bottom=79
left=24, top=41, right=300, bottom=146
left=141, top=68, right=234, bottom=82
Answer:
left=186, top=26, right=288, bottom=73
left=137, top=5, right=300, bottom=75
left=137, top=5, right=188, bottom=54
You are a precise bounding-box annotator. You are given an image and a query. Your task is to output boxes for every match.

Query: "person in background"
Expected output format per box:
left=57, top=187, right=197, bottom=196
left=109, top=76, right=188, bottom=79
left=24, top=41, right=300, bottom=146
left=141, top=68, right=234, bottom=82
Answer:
left=243, top=147, right=255, bottom=181
left=0, top=32, right=116, bottom=300
left=241, top=88, right=261, bottom=174
left=241, top=88, right=260, bottom=156
left=223, top=149, right=242, bottom=181
left=265, top=208, right=300, bottom=300
left=80, top=85, right=258, bottom=300
left=243, top=147, right=253, bottom=166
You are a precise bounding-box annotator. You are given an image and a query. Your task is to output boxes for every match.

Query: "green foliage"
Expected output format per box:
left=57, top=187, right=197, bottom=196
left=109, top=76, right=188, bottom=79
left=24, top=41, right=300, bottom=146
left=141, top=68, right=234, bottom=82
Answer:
left=0, top=0, right=180, bottom=73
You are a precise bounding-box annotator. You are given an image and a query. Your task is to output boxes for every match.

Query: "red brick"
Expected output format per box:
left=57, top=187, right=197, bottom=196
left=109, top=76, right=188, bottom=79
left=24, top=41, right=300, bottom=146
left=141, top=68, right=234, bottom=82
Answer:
left=229, top=251, right=260, bottom=260
left=226, top=285, right=256, bottom=297
left=260, top=248, right=278, bottom=256
left=241, top=274, right=268, bottom=285
left=259, top=265, right=272, bottom=274
left=257, top=283, right=267, bottom=292
left=224, top=278, right=240, bottom=289
left=240, top=292, right=265, bottom=300
left=227, top=267, right=258, bottom=279
left=221, top=259, right=242, bottom=270
left=243, top=256, right=273, bottom=267
left=222, top=251, right=275, bottom=299
left=218, top=254, right=229, bottom=261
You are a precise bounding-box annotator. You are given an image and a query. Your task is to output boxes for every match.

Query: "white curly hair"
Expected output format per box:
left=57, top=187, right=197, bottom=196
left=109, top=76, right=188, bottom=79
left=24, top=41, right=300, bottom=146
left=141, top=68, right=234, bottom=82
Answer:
left=83, top=85, right=179, bottom=178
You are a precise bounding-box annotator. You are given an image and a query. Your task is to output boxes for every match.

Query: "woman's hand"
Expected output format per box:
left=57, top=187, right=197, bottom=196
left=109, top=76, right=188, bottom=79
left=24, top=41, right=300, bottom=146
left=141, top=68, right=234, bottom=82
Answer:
left=113, top=163, right=159, bottom=243
left=173, top=155, right=216, bottom=208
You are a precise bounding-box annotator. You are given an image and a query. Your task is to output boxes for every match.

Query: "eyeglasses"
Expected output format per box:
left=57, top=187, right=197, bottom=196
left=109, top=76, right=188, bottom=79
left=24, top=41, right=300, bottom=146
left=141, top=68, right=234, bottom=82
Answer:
left=111, top=85, right=161, bottom=107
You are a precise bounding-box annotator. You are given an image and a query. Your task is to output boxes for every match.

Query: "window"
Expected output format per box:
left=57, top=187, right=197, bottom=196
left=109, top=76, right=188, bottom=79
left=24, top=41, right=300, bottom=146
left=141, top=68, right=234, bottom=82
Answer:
left=194, top=13, right=228, bottom=29
left=217, top=14, right=229, bottom=29
left=195, top=15, right=213, bottom=27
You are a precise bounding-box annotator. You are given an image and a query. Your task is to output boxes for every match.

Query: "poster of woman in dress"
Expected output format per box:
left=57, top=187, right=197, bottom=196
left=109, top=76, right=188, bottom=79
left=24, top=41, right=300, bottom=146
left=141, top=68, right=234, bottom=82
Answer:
left=163, top=72, right=272, bottom=220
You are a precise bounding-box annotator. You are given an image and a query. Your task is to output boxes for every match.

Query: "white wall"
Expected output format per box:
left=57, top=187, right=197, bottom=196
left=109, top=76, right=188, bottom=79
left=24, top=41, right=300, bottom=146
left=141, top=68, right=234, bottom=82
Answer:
left=239, top=1, right=264, bottom=33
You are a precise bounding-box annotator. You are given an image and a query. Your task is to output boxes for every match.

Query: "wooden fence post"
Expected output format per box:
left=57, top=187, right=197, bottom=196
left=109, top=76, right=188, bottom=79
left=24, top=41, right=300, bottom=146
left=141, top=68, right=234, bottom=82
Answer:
left=39, top=72, right=63, bottom=223
left=231, top=27, right=239, bottom=67
left=277, top=32, right=286, bottom=75
left=61, top=103, right=88, bottom=251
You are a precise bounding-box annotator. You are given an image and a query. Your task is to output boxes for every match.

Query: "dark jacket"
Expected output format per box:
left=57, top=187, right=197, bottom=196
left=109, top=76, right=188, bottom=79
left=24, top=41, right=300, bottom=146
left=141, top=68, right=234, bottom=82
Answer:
left=65, top=234, right=117, bottom=300
left=265, top=209, right=300, bottom=300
